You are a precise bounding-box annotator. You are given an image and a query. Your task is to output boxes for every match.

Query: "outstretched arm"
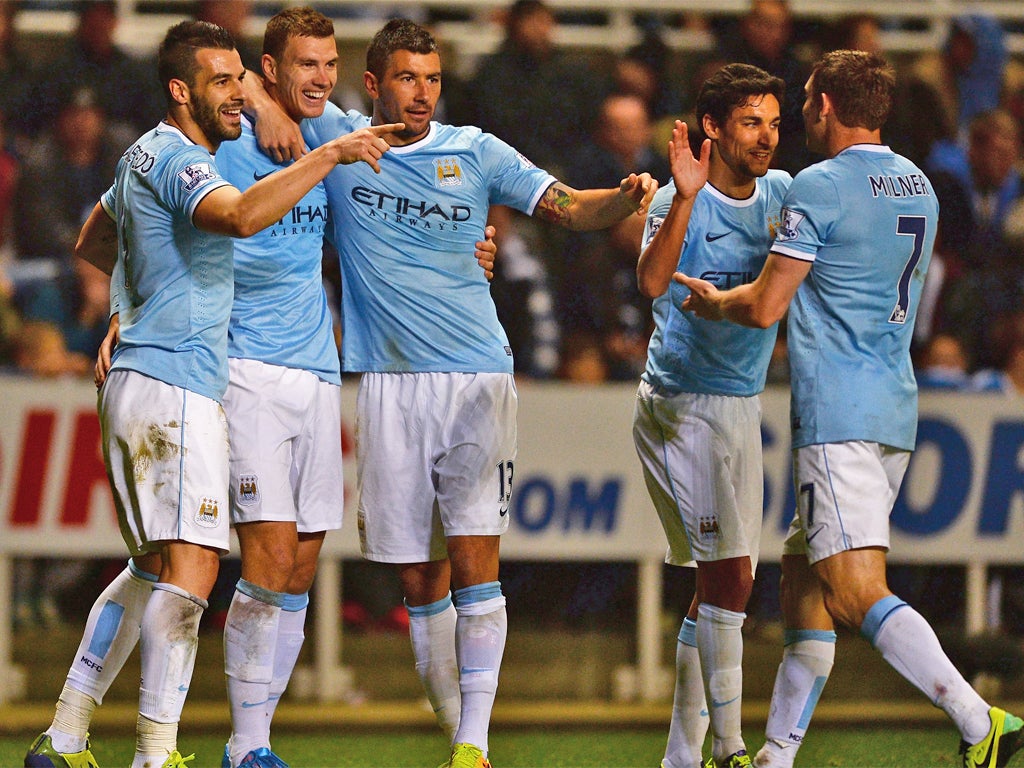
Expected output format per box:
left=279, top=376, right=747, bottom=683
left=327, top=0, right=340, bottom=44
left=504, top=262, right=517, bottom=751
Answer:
left=533, top=172, right=658, bottom=232
left=675, top=251, right=809, bottom=328
left=637, top=121, right=710, bottom=298
left=194, top=122, right=404, bottom=238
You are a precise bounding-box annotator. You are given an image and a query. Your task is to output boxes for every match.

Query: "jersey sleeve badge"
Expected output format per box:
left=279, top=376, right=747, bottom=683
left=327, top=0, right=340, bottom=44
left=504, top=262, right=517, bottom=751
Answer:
left=178, top=162, right=218, bottom=192
left=777, top=207, right=805, bottom=241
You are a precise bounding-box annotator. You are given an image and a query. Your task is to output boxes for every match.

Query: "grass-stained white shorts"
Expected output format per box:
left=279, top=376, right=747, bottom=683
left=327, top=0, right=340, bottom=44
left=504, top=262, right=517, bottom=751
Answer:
left=356, top=371, right=517, bottom=563
left=633, top=380, right=763, bottom=570
left=783, top=440, right=910, bottom=564
left=223, top=357, right=343, bottom=533
left=99, top=369, right=230, bottom=555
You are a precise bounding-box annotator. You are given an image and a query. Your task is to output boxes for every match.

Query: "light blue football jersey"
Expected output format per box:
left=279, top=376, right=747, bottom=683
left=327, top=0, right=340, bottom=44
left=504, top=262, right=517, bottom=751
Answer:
left=302, top=104, right=557, bottom=373
left=771, top=144, right=937, bottom=450
left=103, top=122, right=235, bottom=402
left=215, top=116, right=340, bottom=385
left=642, top=170, right=792, bottom=396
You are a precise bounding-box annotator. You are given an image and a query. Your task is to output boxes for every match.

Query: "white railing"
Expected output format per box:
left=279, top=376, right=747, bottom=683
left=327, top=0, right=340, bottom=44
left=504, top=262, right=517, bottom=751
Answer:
left=12, top=0, right=1024, bottom=64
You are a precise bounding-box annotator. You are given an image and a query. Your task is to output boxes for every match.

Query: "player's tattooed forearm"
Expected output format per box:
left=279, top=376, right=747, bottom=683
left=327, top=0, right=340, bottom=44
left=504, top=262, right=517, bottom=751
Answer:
left=535, top=184, right=575, bottom=226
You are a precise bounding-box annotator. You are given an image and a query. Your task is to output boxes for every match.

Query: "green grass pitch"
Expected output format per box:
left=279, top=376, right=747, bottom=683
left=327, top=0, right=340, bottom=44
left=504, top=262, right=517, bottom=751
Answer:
left=1, top=725, right=976, bottom=767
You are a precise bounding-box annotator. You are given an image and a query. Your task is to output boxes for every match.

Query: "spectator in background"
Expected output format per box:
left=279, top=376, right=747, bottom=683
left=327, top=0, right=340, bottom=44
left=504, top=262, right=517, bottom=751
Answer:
left=194, top=0, right=261, bottom=70
left=821, top=13, right=883, bottom=56
left=915, top=332, right=973, bottom=390
left=613, top=23, right=685, bottom=123
left=713, top=0, right=813, bottom=174
left=897, top=14, right=1024, bottom=180
left=29, top=0, right=162, bottom=137
left=935, top=109, right=1024, bottom=370
left=467, top=0, right=610, bottom=180
left=560, top=94, right=671, bottom=380
left=16, top=85, right=131, bottom=252
left=12, top=86, right=133, bottom=292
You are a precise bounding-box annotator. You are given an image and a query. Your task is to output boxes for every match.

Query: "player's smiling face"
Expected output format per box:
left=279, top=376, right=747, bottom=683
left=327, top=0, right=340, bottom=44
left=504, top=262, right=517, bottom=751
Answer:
left=189, top=47, right=245, bottom=147
left=266, top=33, right=338, bottom=122
left=367, top=49, right=441, bottom=145
left=706, top=93, right=780, bottom=181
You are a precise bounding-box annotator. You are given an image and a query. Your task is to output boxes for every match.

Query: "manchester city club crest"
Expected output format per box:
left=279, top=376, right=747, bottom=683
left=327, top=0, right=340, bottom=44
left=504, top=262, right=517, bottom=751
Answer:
left=237, top=474, right=260, bottom=506
left=435, top=157, right=463, bottom=187
left=698, top=515, right=720, bottom=538
left=195, top=496, right=220, bottom=528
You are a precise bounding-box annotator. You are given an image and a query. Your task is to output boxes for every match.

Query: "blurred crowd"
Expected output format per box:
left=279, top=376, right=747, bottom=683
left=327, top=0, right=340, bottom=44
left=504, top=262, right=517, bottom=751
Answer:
left=2, top=0, right=1024, bottom=394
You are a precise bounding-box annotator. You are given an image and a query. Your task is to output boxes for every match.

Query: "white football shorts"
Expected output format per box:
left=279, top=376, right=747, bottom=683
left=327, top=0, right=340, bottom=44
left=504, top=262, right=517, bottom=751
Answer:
left=356, top=371, right=517, bottom=563
left=632, top=380, right=763, bottom=570
left=783, top=440, right=910, bottom=564
left=223, top=358, right=343, bottom=533
left=98, top=368, right=230, bottom=555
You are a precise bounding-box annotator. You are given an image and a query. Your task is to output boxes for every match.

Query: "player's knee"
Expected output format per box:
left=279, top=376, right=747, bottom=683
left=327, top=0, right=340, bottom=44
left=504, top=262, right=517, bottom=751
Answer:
left=820, top=586, right=870, bottom=631
left=286, top=559, right=318, bottom=594
left=698, top=557, right=754, bottom=612
left=242, top=542, right=297, bottom=592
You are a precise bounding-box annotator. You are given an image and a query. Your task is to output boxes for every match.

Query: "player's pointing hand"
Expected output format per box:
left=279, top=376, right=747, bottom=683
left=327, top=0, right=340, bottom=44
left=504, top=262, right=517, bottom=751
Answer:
left=673, top=271, right=725, bottom=321
left=331, top=123, right=406, bottom=173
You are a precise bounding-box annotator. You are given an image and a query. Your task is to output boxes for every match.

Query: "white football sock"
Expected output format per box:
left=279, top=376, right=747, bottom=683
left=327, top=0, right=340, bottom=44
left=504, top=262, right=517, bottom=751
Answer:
left=134, top=583, right=205, bottom=766
left=50, top=560, right=155, bottom=754
left=757, top=629, right=836, bottom=768
left=453, top=582, right=507, bottom=755
left=225, top=580, right=284, bottom=761
left=267, top=592, right=308, bottom=724
left=863, top=595, right=990, bottom=744
left=663, top=617, right=709, bottom=768
left=697, top=603, right=746, bottom=762
left=408, top=593, right=460, bottom=741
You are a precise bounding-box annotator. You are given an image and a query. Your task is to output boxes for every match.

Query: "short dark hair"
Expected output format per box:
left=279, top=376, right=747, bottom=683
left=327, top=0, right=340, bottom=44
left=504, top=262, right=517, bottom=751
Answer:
left=809, top=49, right=895, bottom=130
left=508, top=0, right=552, bottom=28
left=366, top=18, right=438, bottom=79
left=695, top=63, right=785, bottom=138
left=262, top=6, right=334, bottom=61
left=157, top=20, right=236, bottom=101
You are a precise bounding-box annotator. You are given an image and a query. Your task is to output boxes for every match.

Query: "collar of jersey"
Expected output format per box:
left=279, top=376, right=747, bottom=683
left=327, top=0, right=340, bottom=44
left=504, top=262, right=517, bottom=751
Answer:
left=387, top=121, right=437, bottom=154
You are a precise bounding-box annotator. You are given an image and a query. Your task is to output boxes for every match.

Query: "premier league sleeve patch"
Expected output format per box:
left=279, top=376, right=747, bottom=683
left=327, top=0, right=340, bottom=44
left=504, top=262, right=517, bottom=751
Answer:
left=178, top=162, right=218, bottom=192
left=776, top=207, right=805, bottom=241
left=514, top=150, right=536, bottom=169
left=644, top=216, right=664, bottom=247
